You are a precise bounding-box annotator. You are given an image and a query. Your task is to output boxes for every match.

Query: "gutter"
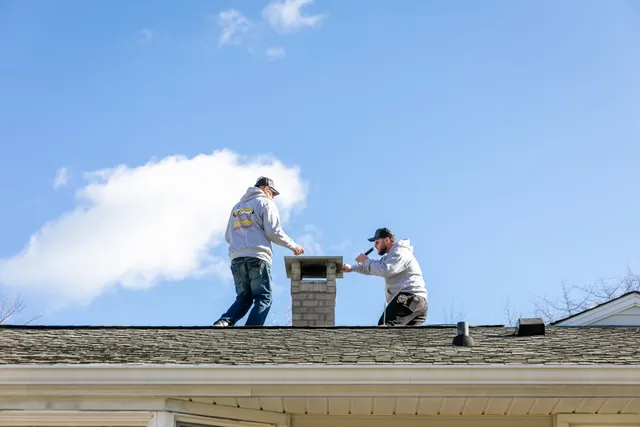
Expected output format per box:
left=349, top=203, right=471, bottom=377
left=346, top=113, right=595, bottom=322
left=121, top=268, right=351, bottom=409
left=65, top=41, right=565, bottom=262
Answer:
left=1, top=363, right=640, bottom=386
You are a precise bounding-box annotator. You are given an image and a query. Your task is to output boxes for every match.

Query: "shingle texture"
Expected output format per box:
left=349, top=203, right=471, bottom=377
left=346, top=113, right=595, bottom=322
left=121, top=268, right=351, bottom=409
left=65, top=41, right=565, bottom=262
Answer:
left=1, top=325, right=639, bottom=365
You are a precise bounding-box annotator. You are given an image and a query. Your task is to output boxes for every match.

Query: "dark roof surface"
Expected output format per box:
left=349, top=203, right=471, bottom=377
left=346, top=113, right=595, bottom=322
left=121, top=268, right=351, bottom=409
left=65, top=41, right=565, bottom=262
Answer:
left=1, top=325, right=639, bottom=365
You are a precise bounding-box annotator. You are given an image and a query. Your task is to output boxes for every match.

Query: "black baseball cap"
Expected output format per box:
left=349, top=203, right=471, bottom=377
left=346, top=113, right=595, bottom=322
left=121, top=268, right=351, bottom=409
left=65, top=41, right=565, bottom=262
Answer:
left=368, top=227, right=395, bottom=242
left=255, top=176, right=280, bottom=196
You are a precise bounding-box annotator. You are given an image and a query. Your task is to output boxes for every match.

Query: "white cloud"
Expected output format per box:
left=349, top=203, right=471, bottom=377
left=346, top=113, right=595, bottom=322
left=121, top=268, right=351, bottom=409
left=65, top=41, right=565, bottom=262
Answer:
left=53, top=167, right=68, bottom=190
left=294, top=224, right=323, bottom=256
left=139, top=28, right=154, bottom=44
left=262, top=0, right=326, bottom=34
left=329, top=239, right=350, bottom=251
left=266, top=46, right=286, bottom=60
left=215, top=1, right=326, bottom=57
left=218, top=9, right=252, bottom=46
left=0, top=149, right=308, bottom=307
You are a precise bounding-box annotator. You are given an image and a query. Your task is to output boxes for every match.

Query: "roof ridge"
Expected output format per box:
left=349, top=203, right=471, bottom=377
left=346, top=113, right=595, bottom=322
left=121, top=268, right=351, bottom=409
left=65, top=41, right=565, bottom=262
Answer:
left=0, top=324, right=507, bottom=330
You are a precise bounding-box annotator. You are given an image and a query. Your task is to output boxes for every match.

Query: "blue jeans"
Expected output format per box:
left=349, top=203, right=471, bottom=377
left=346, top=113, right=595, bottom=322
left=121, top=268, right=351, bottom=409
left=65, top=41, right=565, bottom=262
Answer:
left=217, top=257, right=273, bottom=326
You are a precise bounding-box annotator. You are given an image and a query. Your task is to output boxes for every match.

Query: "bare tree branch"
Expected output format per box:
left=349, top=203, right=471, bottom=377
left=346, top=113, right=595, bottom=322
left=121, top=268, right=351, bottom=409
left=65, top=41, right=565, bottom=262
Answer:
left=0, top=288, right=43, bottom=325
left=532, top=269, right=640, bottom=323
left=503, top=297, right=522, bottom=327
left=285, top=305, right=292, bottom=326
left=443, top=301, right=467, bottom=324
left=0, top=290, right=25, bottom=324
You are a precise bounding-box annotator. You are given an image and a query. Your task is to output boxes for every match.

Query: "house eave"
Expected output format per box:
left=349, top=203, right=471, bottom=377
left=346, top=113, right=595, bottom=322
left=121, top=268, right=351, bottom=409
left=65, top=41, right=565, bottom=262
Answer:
left=2, top=363, right=640, bottom=387
left=2, top=366, right=640, bottom=418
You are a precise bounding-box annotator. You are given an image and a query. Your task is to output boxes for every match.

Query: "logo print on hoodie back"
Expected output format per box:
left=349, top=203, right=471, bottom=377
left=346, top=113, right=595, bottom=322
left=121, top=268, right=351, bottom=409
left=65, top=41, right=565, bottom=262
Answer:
left=232, top=207, right=254, bottom=230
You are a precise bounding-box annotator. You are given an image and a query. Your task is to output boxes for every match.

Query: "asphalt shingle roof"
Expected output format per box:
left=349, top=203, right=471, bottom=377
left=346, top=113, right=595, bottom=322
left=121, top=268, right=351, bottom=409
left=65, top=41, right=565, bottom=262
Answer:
left=1, top=325, right=639, bottom=365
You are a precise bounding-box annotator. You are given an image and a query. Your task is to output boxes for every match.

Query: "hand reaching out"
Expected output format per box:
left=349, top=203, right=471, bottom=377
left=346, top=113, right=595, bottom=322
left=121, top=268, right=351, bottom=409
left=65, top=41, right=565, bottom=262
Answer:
left=341, top=263, right=353, bottom=272
left=292, top=245, right=305, bottom=256
left=355, top=253, right=368, bottom=264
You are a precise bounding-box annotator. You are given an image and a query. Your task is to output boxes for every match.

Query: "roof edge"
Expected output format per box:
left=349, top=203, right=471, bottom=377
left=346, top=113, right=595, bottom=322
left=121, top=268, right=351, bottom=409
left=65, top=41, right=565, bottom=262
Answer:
left=2, top=363, right=640, bottom=387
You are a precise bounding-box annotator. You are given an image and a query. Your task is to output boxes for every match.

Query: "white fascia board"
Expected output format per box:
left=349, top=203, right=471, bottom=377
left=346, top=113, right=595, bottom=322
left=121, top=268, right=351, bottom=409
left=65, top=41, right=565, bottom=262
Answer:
left=1, top=364, right=640, bottom=386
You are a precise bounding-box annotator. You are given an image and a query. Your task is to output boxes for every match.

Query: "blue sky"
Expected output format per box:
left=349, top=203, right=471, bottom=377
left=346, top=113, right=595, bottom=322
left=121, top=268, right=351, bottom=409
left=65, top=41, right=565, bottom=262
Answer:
left=0, top=0, right=638, bottom=327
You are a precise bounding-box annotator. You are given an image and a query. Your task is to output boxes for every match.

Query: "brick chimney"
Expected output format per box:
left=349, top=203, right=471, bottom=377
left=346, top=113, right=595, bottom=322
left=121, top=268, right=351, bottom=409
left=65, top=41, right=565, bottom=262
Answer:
left=284, top=256, right=343, bottom=326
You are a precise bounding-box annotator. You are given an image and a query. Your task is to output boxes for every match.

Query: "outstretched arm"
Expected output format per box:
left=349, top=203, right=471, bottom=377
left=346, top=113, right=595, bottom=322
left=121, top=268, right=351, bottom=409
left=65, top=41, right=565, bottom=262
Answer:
left=262, top=200, right=298, bottom=251
left=351, top=250, right=408, bottom=277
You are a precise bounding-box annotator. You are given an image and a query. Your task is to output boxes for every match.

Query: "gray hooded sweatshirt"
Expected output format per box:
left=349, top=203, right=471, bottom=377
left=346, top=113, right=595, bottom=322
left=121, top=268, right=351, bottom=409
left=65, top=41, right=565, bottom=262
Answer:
left=352, top=239, right=427, bottom=303
left=225, top=187, right=298, bottom=264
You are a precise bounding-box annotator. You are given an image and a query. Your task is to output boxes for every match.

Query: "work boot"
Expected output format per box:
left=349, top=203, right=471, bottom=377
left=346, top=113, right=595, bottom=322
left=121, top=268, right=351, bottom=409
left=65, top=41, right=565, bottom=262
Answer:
left=213, top=319, right=230, bottom=327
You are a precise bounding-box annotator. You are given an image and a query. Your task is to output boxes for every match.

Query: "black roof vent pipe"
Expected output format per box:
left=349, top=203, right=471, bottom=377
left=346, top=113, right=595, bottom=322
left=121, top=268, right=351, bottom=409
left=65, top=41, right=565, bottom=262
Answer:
left=452, top=321, right=475, bottom=347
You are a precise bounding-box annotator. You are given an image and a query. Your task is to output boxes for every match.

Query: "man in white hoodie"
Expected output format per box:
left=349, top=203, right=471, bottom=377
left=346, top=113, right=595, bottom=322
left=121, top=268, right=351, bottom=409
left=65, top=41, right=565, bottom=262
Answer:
left=342, top=227, right=428, bottom=326
left=213, top=177, right=304, bottom=327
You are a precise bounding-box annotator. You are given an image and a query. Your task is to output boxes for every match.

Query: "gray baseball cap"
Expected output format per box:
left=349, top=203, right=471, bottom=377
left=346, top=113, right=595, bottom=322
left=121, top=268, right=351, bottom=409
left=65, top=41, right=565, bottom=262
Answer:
left=368, top=227, right=395, bottom=242
left=254, top=176, right=280, bottom=196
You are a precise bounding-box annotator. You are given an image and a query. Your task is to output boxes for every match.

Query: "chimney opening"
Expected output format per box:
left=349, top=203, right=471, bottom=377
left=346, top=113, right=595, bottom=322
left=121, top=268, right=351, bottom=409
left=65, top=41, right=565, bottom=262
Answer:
left=300, top=264, right=327, bottom=279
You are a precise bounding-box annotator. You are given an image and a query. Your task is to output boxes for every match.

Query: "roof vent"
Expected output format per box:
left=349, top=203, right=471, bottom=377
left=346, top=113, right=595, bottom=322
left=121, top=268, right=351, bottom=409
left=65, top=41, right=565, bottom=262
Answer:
left=515, top=318, right=545, bottom=336
left=452, top=321, right=474, bottom=347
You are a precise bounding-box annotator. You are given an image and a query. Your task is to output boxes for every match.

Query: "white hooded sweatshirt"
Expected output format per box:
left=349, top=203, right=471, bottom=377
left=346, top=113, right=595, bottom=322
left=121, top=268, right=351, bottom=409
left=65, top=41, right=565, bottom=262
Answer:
left=352, top=239, right=428, bottom=303
left=224, top=187, right=298, bottom=264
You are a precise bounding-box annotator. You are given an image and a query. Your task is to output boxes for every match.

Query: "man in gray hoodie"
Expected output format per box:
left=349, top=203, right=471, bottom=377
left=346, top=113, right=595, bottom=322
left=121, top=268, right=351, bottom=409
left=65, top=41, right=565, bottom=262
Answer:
left=213, top=176, right=304, bottom=327
left=342, top=227, right=428, bottom=326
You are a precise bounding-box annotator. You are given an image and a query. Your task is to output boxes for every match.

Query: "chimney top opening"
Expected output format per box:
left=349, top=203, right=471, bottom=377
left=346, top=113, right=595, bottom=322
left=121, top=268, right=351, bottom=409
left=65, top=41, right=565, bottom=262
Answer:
left=284, top=256, right=344, bottom=279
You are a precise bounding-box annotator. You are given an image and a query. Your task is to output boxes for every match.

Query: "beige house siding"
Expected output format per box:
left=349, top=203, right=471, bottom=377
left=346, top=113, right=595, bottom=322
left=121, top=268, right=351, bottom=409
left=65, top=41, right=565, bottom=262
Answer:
left=291, top=415, right=552, bottom=427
